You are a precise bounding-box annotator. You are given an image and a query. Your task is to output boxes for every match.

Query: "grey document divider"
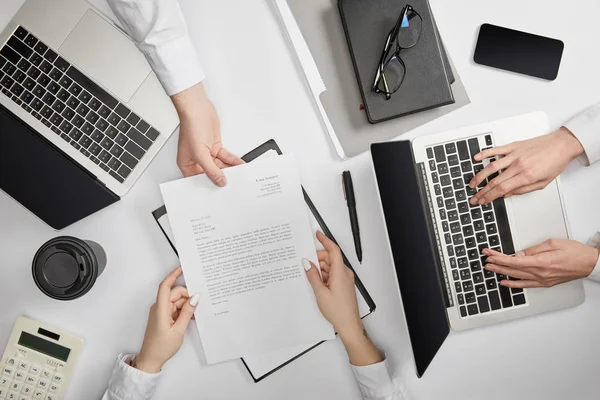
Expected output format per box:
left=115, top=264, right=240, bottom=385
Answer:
left=285, top=0, right=470, bottom=157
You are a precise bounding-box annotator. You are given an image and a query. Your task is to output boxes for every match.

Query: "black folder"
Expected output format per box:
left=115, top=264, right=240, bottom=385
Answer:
left=152, top=139, right=376, bottom=382
left=339, top=0, right=455, bottom=123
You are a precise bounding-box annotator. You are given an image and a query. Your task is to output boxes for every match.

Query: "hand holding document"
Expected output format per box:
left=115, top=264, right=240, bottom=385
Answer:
left=160, top=154, right=335, bottom=364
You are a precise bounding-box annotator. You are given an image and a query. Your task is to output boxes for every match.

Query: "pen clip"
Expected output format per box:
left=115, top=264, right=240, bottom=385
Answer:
left=342, top=175, right=347, bottom=201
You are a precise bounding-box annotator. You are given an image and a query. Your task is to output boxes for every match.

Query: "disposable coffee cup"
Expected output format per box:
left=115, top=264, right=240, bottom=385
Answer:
left=32, top=236, right=107, bottom=301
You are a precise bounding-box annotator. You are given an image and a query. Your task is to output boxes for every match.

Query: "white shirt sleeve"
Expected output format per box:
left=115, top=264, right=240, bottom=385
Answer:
left=351, top=359, right=410, bottom=400
left=101, top=353, right=161, bottom=400
left=564, top=102, right=600, bottom=166
left=106, top=0, right=204, bottom=96
left=586, top=232, right=600, bottom=284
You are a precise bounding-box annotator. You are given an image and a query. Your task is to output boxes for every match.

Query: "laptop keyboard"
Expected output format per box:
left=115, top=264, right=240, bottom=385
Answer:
left=0, top=26, right=161, bottom=184
left=426, top=134, right=528, bottom=318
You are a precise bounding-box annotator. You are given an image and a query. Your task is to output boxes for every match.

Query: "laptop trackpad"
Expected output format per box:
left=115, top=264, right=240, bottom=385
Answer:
left=59, top=10, right=151, bottom=102
left=509, top=181, right=569, bottom=251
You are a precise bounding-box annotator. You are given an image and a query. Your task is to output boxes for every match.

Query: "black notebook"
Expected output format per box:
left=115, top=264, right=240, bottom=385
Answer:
left=339, top=0, right=454, bottom=123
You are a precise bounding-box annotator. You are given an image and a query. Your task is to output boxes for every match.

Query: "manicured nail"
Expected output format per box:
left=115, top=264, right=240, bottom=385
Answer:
left=190, top=293, right=200, bottom=307
left=303, top=258, right=312, bottom=271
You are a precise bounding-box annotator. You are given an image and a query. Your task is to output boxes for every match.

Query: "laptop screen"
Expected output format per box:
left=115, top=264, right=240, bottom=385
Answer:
left=0, top=104, right=118, bottom=229
left=371, top=140, right=449, bottom=377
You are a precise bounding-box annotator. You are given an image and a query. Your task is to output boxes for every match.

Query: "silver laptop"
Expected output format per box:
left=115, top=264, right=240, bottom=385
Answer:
left=370, top=112, right=584, bottom=376
left=0, top=0, right=179, bottom=228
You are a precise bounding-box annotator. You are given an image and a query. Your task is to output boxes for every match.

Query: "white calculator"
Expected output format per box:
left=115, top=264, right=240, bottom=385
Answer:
left=0, top=317, right=82, bottom=400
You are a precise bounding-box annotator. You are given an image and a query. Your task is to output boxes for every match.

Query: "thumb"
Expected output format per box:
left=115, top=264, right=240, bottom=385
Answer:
left=174, top=293, right=200, bottom=332
left=195, top=147, right=227, bottom=187
left=303, top=258, right=327, bottom=296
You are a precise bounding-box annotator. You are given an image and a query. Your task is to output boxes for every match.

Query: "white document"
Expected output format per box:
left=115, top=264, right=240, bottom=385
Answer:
left=160, top=154, right=335, bottom=364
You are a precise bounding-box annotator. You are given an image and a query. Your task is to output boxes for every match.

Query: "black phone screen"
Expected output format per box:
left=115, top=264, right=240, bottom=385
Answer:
left=474, top=23, right=564, bottom=80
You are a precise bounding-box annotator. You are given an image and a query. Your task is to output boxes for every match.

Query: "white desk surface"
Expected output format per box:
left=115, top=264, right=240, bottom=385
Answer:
left=1, top=0, right=600, bottom=399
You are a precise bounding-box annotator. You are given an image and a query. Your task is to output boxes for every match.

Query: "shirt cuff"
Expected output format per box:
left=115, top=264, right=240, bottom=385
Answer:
left=563, top=103, right=600, bottom=166
left=139, top=33, right=205, bottom=96
left=104, top=353, right=161, bottom=400
left=586, top=233, right=600, bottom=283
left=351, top=358, right=409, bottom=400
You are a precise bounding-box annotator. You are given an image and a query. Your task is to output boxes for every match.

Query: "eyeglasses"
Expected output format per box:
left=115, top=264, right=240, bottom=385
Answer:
left=372, top=5, right=423, bottom=100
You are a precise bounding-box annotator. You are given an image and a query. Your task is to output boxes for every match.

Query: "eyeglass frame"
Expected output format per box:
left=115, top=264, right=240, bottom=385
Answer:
left=372, top=5, right=423, bottom=100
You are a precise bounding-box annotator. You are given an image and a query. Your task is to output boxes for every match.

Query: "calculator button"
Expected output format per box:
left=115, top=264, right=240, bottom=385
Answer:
left=0, top=387, right=7, bottom=398
left=36, top=379, right=48, bottom=390
left=13, top=372, right=24, bottom=382
left=18, top=395, right=30, bottom=400
left=8, top=382, right=21, bottom=392
left=7, top=391, right=19, bottom=400
left=47, top=384, right=59, bottom=394
left=21, top=385, right=33, bottom=395
left=5, top=360, right=16, bottom=368
left=28, top=367, right=40, bottom=377
left=2, top=367, right=14, bottom=378
left=0, top=377, right=10, bottom=387
left=48, top=375, right=61, bottom=385
left=24, top=377, right=36, bottom=387
left=44, top=395, right=56, bottom=400
left=16, top=362, right=29, bottom=372
left=32, top=389, right=44, bottom=399
left=39, top=371, right=51, bottom=381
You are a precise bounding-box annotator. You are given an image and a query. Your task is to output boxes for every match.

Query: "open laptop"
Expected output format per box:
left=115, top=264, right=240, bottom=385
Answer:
left=0, top=0, right=179, bottom=229
left=370, top=112, right=584, bottom=377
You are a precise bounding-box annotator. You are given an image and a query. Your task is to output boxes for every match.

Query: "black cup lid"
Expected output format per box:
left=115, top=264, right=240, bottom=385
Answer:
left=32, top=236, right=99, bottom=300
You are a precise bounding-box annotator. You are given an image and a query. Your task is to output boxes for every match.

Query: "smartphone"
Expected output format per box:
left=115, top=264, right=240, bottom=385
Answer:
left=474, top=23, right=564, bottom=80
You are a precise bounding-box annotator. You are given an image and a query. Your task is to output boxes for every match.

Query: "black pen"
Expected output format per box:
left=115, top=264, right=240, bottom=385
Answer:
left=342, top=171, right=363, bottom=264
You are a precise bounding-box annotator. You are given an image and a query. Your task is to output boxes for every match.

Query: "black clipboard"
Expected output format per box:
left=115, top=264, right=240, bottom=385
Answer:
left=152, top=139, right=376, bottom=382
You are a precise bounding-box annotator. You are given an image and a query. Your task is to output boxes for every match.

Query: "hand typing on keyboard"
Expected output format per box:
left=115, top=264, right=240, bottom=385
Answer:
left=467, top=127, right=584, bottom=205
left=171, top=82, right=244, bottom=186
left=483, top=240, right=600, bottom=288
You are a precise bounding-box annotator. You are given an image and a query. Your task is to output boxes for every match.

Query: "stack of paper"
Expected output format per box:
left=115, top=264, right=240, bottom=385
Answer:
left=160, top=155, right=335, bottom=364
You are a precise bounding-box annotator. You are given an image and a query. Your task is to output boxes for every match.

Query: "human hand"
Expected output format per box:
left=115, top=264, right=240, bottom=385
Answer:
left=304, top=232, right=383, bottom=366
left=304, top=231, right=361, bottom=336
left=468, top=127, right=584, bottom=205
left=136, top=267, right=200, bottom=373
left=171, top=82, right=244, bottom=186
left=483, top=239, right=600, bottom=288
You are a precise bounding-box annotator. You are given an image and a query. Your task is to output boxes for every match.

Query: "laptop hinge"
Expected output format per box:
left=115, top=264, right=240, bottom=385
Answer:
left=417, top=163, right=453, bottom=308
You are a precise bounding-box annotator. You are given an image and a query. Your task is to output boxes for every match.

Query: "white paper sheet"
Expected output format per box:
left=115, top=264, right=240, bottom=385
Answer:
left=160, top=154, right=334, bottom=364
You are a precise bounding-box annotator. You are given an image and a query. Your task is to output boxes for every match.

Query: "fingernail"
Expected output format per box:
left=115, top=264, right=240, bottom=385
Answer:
left=482, top=249, right=490, bottom=255
left=190, top=293, right=200, bottom=307
left=516, top=251, right=525, bottom=257
left=216, top=176, right=227, bottom=187
left=505, top=194, right=512, bottom=199
left=474, top=154, right=482, bottom=160
left=302, top=258, right=312, bottom=271
left=469, top=181, right=475, bottom=188
left=477, top=199, right=484, bottom=205
left=470, top=197, right=477, bottom=204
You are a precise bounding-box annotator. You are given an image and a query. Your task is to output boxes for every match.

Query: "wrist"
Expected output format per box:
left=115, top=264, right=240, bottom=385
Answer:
left=134, top=352, right=163, bottom=374
left=555, top=127, right=584, bottom=161
left=337, top=319, right=366, bottom=345
left=170, top=82, right=210, bottom=120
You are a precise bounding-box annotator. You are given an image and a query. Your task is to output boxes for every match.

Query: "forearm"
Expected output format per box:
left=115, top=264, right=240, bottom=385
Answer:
left=170, top=82, right=210, bottom=120
left=338, top=321, right=383, bottom=367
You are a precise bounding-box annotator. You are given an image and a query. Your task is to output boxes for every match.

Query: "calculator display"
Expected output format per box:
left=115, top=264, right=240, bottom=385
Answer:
left=18, top=331, right=71, bottom=362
